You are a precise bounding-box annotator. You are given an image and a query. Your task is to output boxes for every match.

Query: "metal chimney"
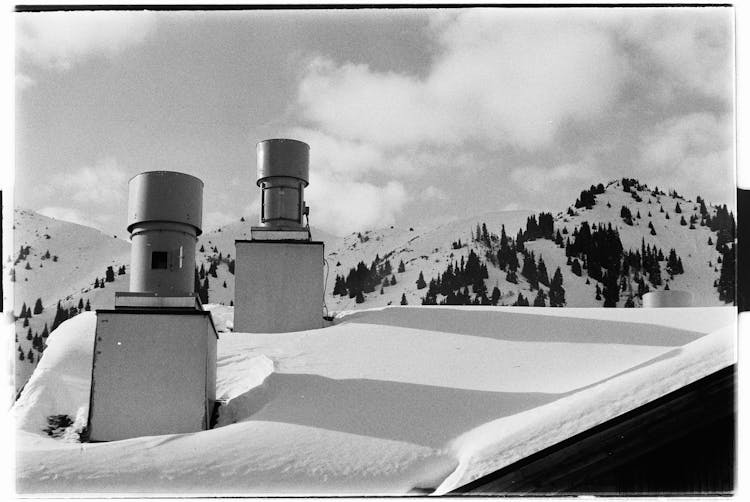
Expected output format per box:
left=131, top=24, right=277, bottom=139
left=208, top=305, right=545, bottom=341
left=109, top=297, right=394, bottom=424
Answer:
left=127, top=171, right=203, bottom=297
left=642, top=290, right=693, bottom=308
left=235, top=138, right=324, bottom=332
left=252, top=139, right=310, bottom=239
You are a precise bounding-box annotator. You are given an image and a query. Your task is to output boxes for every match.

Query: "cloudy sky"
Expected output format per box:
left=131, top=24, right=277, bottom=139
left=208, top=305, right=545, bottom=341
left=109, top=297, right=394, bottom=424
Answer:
left=15, top=6, right=734, bottom=237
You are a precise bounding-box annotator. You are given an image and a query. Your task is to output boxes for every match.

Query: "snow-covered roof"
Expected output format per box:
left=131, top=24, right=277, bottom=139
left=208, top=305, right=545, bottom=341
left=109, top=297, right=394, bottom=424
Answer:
left=14, top=305, right=736, bottom=495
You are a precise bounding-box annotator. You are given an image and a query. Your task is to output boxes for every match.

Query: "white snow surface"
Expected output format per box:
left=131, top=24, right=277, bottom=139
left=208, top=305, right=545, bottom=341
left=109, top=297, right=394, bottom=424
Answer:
left=14, top=305, right=736, bottom=495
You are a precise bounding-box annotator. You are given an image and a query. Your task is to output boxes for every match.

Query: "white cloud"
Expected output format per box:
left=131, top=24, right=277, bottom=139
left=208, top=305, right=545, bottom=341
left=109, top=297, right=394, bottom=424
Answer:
left=285, top=127, right=397, bottom=178
left=421, top=185, right=448, bottom=201
left=204, top=210, right=238, bottom=231
left=639, top=112, right=733, bottom=204
left=305, top=178, right=408, bottom=236
left=617, top=8, right=733, bottom=101
left=510, top=162, right=598, bottom=194
left=296, top=9, right=624, bottom=151
left=15, top=73, right=36, bottom=91
left=17, top=11, right=158, bottom=70
left=51, top=158, right=129, bottom=206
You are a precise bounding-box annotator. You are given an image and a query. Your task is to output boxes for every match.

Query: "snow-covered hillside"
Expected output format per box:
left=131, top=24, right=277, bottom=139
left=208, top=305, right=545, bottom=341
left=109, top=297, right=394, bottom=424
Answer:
left=7, top=210, right=131, bottom=391
left=14, top=305, right=736, bottom=495
left=7, top=179, right=735, bottom=392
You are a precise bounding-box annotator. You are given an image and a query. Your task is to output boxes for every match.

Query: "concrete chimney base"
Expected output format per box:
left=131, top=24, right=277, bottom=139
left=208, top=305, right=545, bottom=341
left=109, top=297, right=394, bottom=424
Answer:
left=234, top=240, right=324, bottom=333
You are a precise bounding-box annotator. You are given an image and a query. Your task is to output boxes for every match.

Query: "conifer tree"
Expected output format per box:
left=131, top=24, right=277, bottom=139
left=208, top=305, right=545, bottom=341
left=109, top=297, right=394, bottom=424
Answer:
left=416, top=271, right=427, bottom=289
left=505, top=269, right=518, bottom=284
left=41, top=323, right=49, bottom=339
left=20, top=302, right=28, bottom=318
left=533, top=289, right=547, bottom=307
left=571, top=258, right=582, bottom=277
left=28, top=350, right=34, bottom=364
left=26, top=328, right=32, bottom=340
left=537, top=256, right=549, bottom=287
left=521, top=252, right=538, bottom=289
left=105, top=266, right=115, bottom=282
left=513, top=292, right=529, bottom=306
left=548, top=267, right=566, bottom=307
left=355, top=290, right=365, bottom=304
left=19, top=348, right=24, bottom=362
left=390, top=275, right=397, bottom=286
left=25, top=262, right=31, bottom=270
left=380, top=287, right=384, bottom=295
left=85, top=299, right=91, bottom=311
left=33, top=298, right=43, bottom=315
left=491, top=286, right=501, bottom=306
left=675, top=202, right=682, bottom=213
left=23, top=317, right=29, bottom=327
left=718, top=244, right=735, bottom=303
left=398, top=260, right=405, bottom=273
left=400, top=293, right=408, bottom=306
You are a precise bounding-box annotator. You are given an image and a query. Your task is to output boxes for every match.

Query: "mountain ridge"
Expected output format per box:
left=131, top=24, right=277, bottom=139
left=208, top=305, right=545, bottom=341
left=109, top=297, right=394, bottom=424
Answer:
left=8, top=178, right=736, bottom=392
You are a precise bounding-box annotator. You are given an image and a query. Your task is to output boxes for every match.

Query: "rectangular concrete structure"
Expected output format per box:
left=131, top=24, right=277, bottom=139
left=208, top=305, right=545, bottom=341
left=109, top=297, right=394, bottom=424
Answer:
left=234, top=240, right=324, bottom=333
left=87, top=309, right=217, bottom=442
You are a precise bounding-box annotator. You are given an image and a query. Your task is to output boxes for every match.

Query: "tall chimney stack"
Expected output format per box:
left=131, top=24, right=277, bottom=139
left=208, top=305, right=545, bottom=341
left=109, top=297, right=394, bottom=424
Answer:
left=234, top=139, right=324, bottom=333
left=126, top=171, right=203, bottom=297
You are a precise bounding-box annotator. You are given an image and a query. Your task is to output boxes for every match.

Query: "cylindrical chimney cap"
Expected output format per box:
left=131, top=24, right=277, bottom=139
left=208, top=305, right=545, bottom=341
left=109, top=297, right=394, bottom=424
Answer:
left=127, top=171, right=204, bottom=235
left=256, top=139, right=309, bottom=187
left=642, top=290, right=693, bottom=308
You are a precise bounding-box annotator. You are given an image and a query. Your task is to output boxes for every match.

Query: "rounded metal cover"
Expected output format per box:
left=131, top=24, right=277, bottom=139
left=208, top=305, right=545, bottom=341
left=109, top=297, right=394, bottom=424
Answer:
left=642, top=290, right=693, bottom=308
left=127, top=171, right=204, bottom=234
left=256, top=139, right=309, bottom=186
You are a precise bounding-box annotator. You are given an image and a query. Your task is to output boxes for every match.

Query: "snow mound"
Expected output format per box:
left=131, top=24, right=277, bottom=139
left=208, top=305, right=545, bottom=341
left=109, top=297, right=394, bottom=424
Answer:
left=435, top=320, right=737, bottom=493
left=14, top=305, right=736, bottom=495
left=203, top=303, right=233, bottom=332
left=14, top=312, right=97, bottom=436
left=215, top=353, right=275, bottom=427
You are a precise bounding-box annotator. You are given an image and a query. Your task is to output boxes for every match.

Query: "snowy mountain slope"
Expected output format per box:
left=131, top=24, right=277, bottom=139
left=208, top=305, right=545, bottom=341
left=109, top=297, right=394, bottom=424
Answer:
left=14, top=305, right=736, bottom=495
left=8, top=209, right=130, bottom=312
left=8, top=179, right=734, bottom=393
left=323, top=210, right=534, bottom=310
left=548, top=179, right=726, bottom=306
left=323, top=180, right=732, bottom=311
left=8, top=209, right=132, bottom=392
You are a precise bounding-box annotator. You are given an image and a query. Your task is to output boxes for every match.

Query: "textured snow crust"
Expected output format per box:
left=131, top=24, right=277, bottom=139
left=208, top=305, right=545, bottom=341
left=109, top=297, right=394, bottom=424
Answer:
left=14, top=305, right=736, bottom=495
